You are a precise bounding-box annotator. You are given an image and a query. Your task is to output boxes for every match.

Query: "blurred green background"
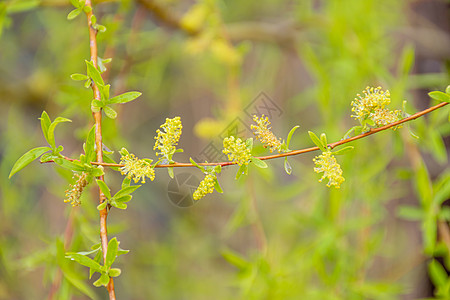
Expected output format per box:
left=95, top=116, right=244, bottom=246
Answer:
left=1, top=0, right=449, bottom=299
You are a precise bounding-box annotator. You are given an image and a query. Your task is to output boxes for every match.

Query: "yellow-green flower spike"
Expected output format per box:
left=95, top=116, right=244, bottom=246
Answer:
left=193, top=174, right=216, bottom=200
left=223, top=136, right=252, bottom=166
left=251, top=115, right=283, bottom=153
left=369, top=108, right=402, bottom=128
left=351, top=86, right=391, bottom=121
left=64, top=172, right=89, bottom=206
left=313, top=151, right=344, bottom=188
left=154, top=117, right=183, bottom=157
left=120, top=152, right=155, bottom=184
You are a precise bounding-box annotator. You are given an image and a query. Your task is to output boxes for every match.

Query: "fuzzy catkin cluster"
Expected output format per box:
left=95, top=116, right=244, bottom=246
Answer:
left=313, top=151, right=344, bottom=188
left=351, top=86, right=402, bottom=128
left=251, top=115, right=283, bottom=153
left=193, top=174, right=216, bottom=200
left=222, top=136, right=252, bottom=166
left=154, top=117, right=182, bottom=157
left=120, top=153, right=155, bottom=184
left=64, top=172, right=90, bottom=206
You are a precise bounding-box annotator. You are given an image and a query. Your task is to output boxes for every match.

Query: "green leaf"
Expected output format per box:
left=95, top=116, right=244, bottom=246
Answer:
left=286, top=125, right=299, bottom=149
left=250, top=157, right=268, bottom=168
left=108, top=268, right=121, bottom=278
left=214, top=178, right=223, bottom=193
left=70, top=0, right=80, bottom=8
left=65, top=253, right=102, bottom=272
left=97, top=202, right=107, bottom=211
left=167, top=167, right=174, bottom=179
left=284, top=158, right=292, bottom=175
left=40, top=153, right=59, bottom=163
left=320, top=133, right=328, bottom=148
left=114, top=195, right=132, bottom=203
left=90, top=250, right=102, bottom=279
left=308, top=131, right=327, bottom=152
left=429, top=259, right=448, bottom=288
left=235, top=164, right=248, bottom=180
left=189, top=157, right=203, bottom=170
left=67, top=8, right=81, bottom=20
left=121, top=177, right=131, bottom=188
left=93, top=273, right=110, bottom=287
left=96, top=180, right=111, bottom=199
left=111, top=201, right=127, bottom=209
left=70, top=73, right=89, bottom=81
left=214, top=165, right=222, bottom=174
left=90, top=14, right=97, bottom=25
left=429, top=91, right=450, bottom=103
left=9, top=146, right=51, bottom=178
left=85, top=60, right=104, bottom=87
left=398, top=45, right=415, bottom=77
left=103, top=106, right=117, bottom=119
left=84, top=125, right=96, bottom=163
left=48, top=117, right=71, bottom=149
left=82, top=5, right=92, bottom=13
left=105, top=238, right=119, bottom=268
left=245, top=138, right=253, bottom=150
left=53, top=158, right=86, bottom=172
left=221, top=249, right=249, bottom=270
left=332, top=146, right=354, bottom=156
left=95, top=24, right=106, bottom=33
left=84, top=78, right=91, bottom=88
left=343, top=126, right=362, bottom=139
left=40, top=111, right=51, bottom=145
left=446, top=85, right=450, bottom=94
left=90, top=166, right=104, bottom=177
left=100, top=84, right=110, bottom=102
left=107, top=92, right=142, bottom=104
left=114, top=186, right=140, bottom=199
left=397, top=205, right=423, bottom=221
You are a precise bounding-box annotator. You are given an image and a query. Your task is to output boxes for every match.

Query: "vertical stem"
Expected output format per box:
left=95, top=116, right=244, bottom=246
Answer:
left=83, top=1, right=116, bottom=299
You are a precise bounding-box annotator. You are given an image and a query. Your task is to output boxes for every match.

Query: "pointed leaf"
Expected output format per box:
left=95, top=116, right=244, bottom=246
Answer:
left=97, top=202, right=107, bottom=211
left=40, top=111, right=51, bottom=145
left=114, top=186, right=140, bottom=199
left=108, top=268, right=121, bottom=278
left=308, top=131, right=327, bottom=152
left=96, top=180, right=111, bottom=199
left=85, top=60, right=104, bottom=87
left=167, top=167, right=174, bottom=179
left=107, top=91, right=142, bottom=104
left=67, top=8, right=81, bottom=20
left=48, top=117, right=71, bottom=149
left=251, top=157, right=268, bottom=168
left=93, top=273, right=110, bottom=287
left=428, top=91, right=450, bottom=103
left=333, top=146, right=354, bottom=155
left=286, top=125, right=300, bottom=149
left=9, top=147, right=51, bottom=178
left=235, top=164, right=248, bottom=180
left=320, top=133, right=328, bottom=148
left=105, top=238, right=119, bottom=268
left=214, top=178, right=223, bottom=193
left=70, top=73, right=89, bottom=81
left=65, top=253, right=102, bottom=272
left=54, top=158, right=86, bottom=172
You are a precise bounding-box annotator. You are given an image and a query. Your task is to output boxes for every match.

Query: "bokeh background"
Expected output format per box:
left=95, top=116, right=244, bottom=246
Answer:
left=1, top=0, right=449, bottom=299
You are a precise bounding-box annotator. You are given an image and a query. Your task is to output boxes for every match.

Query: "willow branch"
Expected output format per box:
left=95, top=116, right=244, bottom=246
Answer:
left=83, top=1, right=116, bottom=299
left=81, top=101, right=448, bottom=169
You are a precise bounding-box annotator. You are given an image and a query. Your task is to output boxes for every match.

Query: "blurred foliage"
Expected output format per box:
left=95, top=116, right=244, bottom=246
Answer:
left=1, top=0, right=449, bottom=299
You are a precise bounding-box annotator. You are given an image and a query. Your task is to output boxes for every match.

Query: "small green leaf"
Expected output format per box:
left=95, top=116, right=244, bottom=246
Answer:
left=48, top=117, right=71, bottom=149
left=332, top=146, right=354, bottom=156
left=84, top=78, right=91, bottom=88
left=189, top=157, right=203, bottom=170
left=90, top=14, right=96, bottom=25
left=40, top=153, right=59, bottom=163
left=67, top=8, right=81, bottom=20
left=95, top=24, right=106, bottom=33
left=103, top=106, right=117, bottom=119
left=90, top=166, right=104, bottom=177
left=105, top=238, right=119, bottom=268
left=397, top=205, right=423, bottom=221
left=286, top=125, right=299, bottom=149
left=9, top=146, right=51, bottom=178
left=214, top=165, right=222, bottom=174
left=90, top=250, right=102, bottom=279
left=122, top=177, right=131, bottom=188
left=114, top=195, right=132, bottom=203
left=114, top=186, right=140, bottom=199
left=429, top=259, right=448, bottom=288
left=93, top=273, right=110, bottom=287
left=54, top=158, right=86, bottom=172
left=70, top=73, right=89, bottom=81
left=320, top=133, right=328, bottom=148
left=97, top=201, right=107, bottom=211
left=100, top=84, right=110, bottom=102
left=40, top=111, right=51, bottom=144
left=251, top=157, right=268, bottom=168
left=107, top=92, right=142, bottom=104
left=84, top=125, right=96, bottom=163
left=96, top=180, right=111, bottom=199
left=167, top=167, right=174, bottom=179
left=70, top=0, right=80, bottom=8
left=445, top=85, right=450, bottom=94
left=284, top=158, right=292, bottom=175
left=214, top=178, right=223, bottom=193
left=82, top=5, right=92, bottom=13
left=308, top=131, right=327, bottom=152
left=235, top=164, right=248, bottom=180
left=85, top=60, right=104, bottom=87
left=65, top=253, right=102, bottom=272
left=428, top=91, right=450, bottom=103
left=108, top=268, right=121, bottom=277
left=245, top=138, right=253, bottom=150
left=221, top=249, right=249, bottom=270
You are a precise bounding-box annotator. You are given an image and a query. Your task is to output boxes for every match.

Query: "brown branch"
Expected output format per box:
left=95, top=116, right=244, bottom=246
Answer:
left=83, top=1, right=116, bottom=299
left=82, top=101, right=448, bottom=169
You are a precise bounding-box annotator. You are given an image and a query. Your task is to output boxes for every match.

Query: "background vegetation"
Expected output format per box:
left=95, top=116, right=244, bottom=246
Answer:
left=0, top=0, right=449, bottom=299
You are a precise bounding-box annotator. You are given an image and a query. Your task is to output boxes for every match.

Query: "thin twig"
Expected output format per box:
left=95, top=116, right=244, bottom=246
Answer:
left=83, top=1, right=116, bottom=299
left=77, top=101, right=448, bottom=169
